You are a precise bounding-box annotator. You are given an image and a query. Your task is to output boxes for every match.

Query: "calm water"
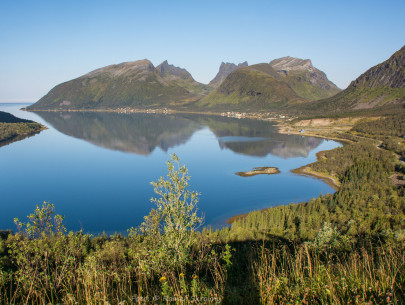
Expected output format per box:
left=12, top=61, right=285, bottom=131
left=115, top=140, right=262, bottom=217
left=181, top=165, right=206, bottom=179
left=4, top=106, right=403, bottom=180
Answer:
left=0, top=103, right=341, bottom=234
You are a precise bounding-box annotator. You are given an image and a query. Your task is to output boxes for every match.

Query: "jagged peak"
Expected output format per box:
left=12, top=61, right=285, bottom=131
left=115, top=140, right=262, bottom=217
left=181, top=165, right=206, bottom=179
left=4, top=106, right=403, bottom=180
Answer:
left=209, top=61, right=248, bottom=87
left=156, top=60, right=193, bottom=80
left=219, top=61, right=248, bottom=68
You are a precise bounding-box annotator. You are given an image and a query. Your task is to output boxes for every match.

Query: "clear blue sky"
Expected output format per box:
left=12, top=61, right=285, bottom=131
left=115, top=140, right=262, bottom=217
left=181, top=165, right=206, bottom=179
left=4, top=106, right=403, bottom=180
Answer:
left=1, top=0, right=404, bottom=102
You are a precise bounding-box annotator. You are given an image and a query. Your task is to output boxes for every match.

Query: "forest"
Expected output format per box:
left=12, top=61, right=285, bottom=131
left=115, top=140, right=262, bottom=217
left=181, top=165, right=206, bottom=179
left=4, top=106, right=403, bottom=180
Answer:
left=0, top=115, right=404, bottom=304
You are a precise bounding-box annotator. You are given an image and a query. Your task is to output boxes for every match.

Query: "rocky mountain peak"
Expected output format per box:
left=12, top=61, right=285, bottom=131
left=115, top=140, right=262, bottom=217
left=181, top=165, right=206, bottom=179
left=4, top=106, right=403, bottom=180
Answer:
left=269, top=56, right=314, bottom=72
left=156, top=60, right=193, bottom=80
left=209, top=61, right=248, bottom=87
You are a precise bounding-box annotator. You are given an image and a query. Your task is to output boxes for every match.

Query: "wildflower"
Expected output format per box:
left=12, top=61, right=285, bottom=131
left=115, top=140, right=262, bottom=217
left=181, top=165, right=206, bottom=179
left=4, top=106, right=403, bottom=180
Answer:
left=159, top=276, right=167, bottom=282
left=179, top=273, right=184, bottom=277
left=193, top=275, right=198, bottom=279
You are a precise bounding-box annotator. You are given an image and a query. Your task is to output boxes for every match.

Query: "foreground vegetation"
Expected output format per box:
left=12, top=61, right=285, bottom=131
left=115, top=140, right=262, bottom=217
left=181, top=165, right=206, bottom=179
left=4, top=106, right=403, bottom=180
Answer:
left=1, top=115, right=405, bottom=304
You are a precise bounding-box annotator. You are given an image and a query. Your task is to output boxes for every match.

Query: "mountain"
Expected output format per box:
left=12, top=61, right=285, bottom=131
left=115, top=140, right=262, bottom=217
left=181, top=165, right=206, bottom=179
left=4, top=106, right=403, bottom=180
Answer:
left=198, top=57, right=339, bottom=112
left=28, top=60, right=211, bottom=110
left=303, top=45, right=405, bottom=115
left=198, top=64, right=305, bottom=111
left=209, top=61, right=248, bottom=88
left=269, top=56, right=341, bottom=100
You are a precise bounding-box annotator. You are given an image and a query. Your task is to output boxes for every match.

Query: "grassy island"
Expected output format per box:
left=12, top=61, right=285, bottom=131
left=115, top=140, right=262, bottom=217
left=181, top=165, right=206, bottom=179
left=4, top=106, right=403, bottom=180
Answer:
left=235, top=166, right=280, bottom=177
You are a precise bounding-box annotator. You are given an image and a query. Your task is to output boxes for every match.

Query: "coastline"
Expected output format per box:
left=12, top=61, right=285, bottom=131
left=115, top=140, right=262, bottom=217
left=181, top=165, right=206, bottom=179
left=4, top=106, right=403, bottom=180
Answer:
left=25, top=106, right=348, bottom=226
left=226, top=153, right=341, bottom=225
left=227, top=146, right=343, bottom=225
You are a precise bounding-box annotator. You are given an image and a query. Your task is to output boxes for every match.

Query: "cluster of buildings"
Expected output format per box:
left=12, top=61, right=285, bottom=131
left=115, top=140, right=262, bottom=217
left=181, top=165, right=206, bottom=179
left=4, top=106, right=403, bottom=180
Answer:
left=116, top=108, right=172, bottom=114
left=220, top=111, right=294, bottom=121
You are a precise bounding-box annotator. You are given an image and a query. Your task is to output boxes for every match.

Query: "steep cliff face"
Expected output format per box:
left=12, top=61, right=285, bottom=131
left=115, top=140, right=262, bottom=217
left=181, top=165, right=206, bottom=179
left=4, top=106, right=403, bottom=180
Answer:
left=351, top=46, right=405, bottom=89
left=28, top=60, right=210, bottom=110
left=303, top=46, right=405, bottom=114
left=209, top=61, right=248, bottom=88
left=269, top=56, right=341, bottom=100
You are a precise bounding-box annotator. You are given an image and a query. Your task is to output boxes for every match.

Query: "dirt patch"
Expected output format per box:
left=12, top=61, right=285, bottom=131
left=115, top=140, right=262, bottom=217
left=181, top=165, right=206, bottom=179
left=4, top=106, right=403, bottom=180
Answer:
left=390, top=174, right=405, bottom=187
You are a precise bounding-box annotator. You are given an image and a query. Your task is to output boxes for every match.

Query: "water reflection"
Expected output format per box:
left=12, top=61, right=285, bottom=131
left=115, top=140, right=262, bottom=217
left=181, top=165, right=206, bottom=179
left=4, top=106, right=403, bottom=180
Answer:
left=34, top=111, right=322, bottom=158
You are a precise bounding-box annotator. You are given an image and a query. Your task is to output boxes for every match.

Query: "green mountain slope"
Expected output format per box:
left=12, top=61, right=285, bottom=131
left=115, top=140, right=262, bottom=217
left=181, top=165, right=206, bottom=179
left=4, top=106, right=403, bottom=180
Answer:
left=198, top=64, right=305, bottom=111
left=198, top=58, right=340, bottom=112
left=28, top=60, right=211, bottom=110
left=303, top=45, right=405, bottom=115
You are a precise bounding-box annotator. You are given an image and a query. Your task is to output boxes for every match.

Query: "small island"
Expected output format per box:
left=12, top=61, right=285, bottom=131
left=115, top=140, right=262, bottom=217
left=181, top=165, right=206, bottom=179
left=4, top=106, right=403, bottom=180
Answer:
left=0, top=111, right=46, bottom=148
left=235, top=166, right=280, bottom=177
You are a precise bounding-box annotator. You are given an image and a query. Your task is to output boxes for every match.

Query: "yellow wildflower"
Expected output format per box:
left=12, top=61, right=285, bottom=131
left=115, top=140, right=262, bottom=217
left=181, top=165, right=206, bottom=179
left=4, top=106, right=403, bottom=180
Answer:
left=159, top=276, right=167, bottom=282
left=179, top=273, right=184, bottom=277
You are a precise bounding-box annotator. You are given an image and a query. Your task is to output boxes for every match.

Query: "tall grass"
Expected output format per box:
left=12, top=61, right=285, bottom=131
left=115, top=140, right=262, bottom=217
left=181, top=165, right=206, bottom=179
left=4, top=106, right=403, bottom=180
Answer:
left=254, top=242, right=405, bottom=304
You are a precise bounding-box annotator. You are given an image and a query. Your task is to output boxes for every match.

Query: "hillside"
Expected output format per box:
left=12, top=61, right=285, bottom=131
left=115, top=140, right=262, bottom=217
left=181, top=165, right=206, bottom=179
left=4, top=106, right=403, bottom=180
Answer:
left=303, top=45, right=405, bottom=115
left=198, top=58, right=340, bottom=112
left=0, top=111, right=32, bottom=123
left=27, top=60, right=211, bottom=110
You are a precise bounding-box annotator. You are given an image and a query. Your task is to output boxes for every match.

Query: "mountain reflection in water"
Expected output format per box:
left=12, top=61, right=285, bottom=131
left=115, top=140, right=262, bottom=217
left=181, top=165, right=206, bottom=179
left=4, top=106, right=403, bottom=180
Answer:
left=35, top=112, right=323, bottom=158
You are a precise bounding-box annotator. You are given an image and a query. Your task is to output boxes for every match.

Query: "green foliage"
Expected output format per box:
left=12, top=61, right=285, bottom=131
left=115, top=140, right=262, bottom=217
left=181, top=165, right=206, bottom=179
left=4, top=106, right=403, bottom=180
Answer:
left=231, top=141, right=404, bottom=240
left=131, top=154, right=203, bottom=270
left=307, top=222, right=353, bottom=252
left=14, top=202, right=66, bottom=239
left=352, top=114, right=405, bottom=138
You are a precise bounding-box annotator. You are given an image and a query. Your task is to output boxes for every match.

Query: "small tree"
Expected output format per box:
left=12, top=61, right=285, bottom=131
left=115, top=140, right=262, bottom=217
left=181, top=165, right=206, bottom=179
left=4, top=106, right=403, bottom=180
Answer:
left=140, top=153, right=203, bottom=268
left=14, top=201, right=65, bottom=239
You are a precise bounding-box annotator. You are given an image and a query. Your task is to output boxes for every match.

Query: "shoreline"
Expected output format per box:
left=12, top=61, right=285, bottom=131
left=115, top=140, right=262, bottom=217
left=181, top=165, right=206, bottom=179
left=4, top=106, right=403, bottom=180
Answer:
left=226, top=154, right=341, bottom=225
left=25, top=106, right=348, bottom=226
left=0, top=124, right=47, bottom=148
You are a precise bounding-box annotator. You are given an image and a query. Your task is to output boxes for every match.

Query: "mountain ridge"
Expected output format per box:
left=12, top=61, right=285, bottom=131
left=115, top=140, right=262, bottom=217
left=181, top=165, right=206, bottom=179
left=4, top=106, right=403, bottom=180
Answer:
left=27, top=59, right=210, bottom=110
left=198, top=58, right=340, bottom=111
left=301, top=45, right=405, bottom=115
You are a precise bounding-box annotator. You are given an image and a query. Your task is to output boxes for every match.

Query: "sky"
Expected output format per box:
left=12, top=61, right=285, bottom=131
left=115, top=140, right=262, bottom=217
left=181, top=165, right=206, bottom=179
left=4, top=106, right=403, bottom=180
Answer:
left=1, top=0, right=404, bottom=102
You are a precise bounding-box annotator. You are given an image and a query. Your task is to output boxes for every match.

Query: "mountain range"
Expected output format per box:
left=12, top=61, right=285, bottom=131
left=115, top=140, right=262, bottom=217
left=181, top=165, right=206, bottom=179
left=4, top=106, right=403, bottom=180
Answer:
left=198, top=58, right=340, bottom=111
left=27, top=46, right=405, bottom=116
